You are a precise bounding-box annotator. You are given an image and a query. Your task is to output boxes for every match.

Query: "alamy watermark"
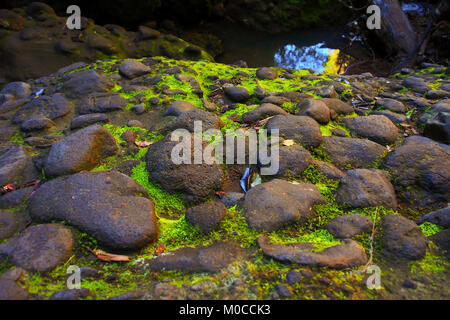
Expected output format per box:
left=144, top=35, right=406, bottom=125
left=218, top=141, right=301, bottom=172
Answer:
left=66, top=5, right=81, bottom=30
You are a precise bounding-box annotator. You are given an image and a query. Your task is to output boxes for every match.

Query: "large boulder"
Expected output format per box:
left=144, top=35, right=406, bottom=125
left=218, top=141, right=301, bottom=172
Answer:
left=265, top=114, right=322, bottom=148
left=320, top=98, right=354, bottom=115
left=185, top=201, right=226, bottom=233
left=0, top=82, right=31, bottom=99
left=223, top=86, right=249, bottom=103
left=384, top=136, right=450, bottom=207
left=295, top=99, right=331, bottom=124
left=162, top=108, right=223, bottom=134
left=0, top=145, right=30, bottom=186
left=323, top=136, right=386, bottom=168
left=242, top=179, right=326, bottom=232
left=62, top=70, right=114, bottom=99
left=256, top=67, right=278, bottom=80
left=258, top=236, right=367, bottom=269
left=145, top=136, right=224, bottom=203
left=242, top=103, right=287, bottom=123
left=342, top=115, right=399, bottom=145
left=77, top=93, right=128, bottom=115
left=144, top=242, right=250, bottom=273
left=381, top=215, right=427, bottom=260
left=11, top=94, right=72, bottom=124
left=325, top=214, right=373, bottom=239
left=336, top=169, right=398, bottom=209
left=0, top=224, right=74, bottom=272
left=119, top=59, right=151, bottom=79
left=269, top=144, right=312, bottom=177
left=28, top=171, right=158, bottom=250
left=0, top=210, right=29, bottom=241
left=164, top=100, right=196, bottom=117
left=44, top=125, right=118, bottom=177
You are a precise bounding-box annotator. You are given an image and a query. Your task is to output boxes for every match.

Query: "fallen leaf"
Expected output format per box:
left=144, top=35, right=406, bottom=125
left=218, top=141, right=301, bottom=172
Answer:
left=227, top=116, right=241, bottom=123
left=135, top=140, right=153, bottom=148
left=92, top=249, right=130, bottom=262
left=282, top=139, right=295, bottom=146
left=154, top=244, right=165, bottom=255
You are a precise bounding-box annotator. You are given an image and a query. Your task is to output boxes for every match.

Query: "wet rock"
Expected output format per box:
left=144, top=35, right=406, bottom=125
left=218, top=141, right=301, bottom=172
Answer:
left=242, top=103, right=287, bottom=123
left=295, top=99, right=331, bottom=124
left=420, top=206, right=450, bottom=228
left=185, top=201, right=227, bottom=233
left=144, top=242, right=250, bottom=273
left=119, top=59, right=151, bottom=79
left=265, top=114, right=322, bottom=148
left=79, top=267, right=100, bottom=280
left=342, top=115, right=399, bottom=145
left=78, top=93, right=127, bottom=114
left=0, top=145, right=30, bottom=186
left=275, top=284, right=292, bottom=298
left=154, top=283, right=182, bottom=300
left=130, top=104, right=146, bottom=114
left=0, top=279, right=29, bottom=300
left=375, top=98, right=407, bottom=113
left=402, top=279, right=417, bottom=289
left=109, top=290, right=145, bottom=300
left=0, top=82, right=31, bottom=99
left=25, top=2, right=55, bottom=20
left=29, top=171, right=158, bottom=250
left=220, top=192, right=244, bottom=208
left=0, top=224, right=74, bottom=272
left=258, top=236, right=367, bottom=269
left=242, top=179, right=326, bottom=232
left=20, top=116, right=55, bottom=132
left=261, top=95, right=290, bottom=106
left=0, top=9, right=26, bottom=32
left=256, top=67, right=278, bottom=80
left=163, top=108, right=223, bottom=133
left=323, top=136, right=386, bottom=169
left=70, top=113, right=109, bottom=130
left=314, top=86, right=337, bottom=98
left=423, top=112, right=450, bottom=144
left=286, top=271, right=302, bottom=285
left=371, top=110, right=407, bottom=124
left=127, top=120, right=144, bottom=128
left=426, top=90, right=450, bottom=100
left=0, top=210, right=29, bottom=240
left=50, top=288, right=92, bottom=300
left=0, top=187, right=34, bottom=210
left=336, top=169, right=397, bottom=209
left=430, top=229, right=450, bottom=252
left=271, top=144, right=312, bottom=177
left=311, top=160, right=345, bottom=181
left=325, top=214, right=373, bottom=239
left=384, top=136, right=450, bottom=207
left=63, top=70, right=114, bottom=99
left=381, top=215, right=427, bottom=260
left=145, top=136, right=224, bottom=203
left=417, top=100, right=450, bottom=126
left=12, top=94, right=72, bottom=124
left=164, top=100, right=196, bottom=117
left=137, top=26, right=161, bottom=40
left=44, top=125, right=118, bottom=177
left=224, top=86, right=249, bottom=103
left=403, top=76, right=431, bottom=94
left=320, top=98, right=354, bottom=115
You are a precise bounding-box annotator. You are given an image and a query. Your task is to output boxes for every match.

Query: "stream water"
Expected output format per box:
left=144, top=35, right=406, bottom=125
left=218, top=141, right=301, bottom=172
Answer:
left=213, top=22, right=352, bottom=74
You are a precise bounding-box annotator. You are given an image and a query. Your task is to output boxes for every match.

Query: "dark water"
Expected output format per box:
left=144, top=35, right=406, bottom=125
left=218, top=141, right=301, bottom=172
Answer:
left=213, top=23, right=349, bottom=73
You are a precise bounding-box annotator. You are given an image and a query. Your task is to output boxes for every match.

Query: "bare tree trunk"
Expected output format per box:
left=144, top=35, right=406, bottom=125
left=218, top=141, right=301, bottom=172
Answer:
left=370, top=0, right=417, bottom=57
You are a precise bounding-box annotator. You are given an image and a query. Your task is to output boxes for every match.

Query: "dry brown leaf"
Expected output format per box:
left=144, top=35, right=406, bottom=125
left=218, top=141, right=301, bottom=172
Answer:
left=282, top=139, right=295, bottom=146
left=92, top=249, right=130, bottom=262
left=135, top=141, right=153, bottom=148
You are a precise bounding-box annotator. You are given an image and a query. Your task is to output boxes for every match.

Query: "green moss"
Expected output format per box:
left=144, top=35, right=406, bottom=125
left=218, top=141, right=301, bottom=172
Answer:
left=410, top=242, right=449, bottom=275
left=419, top=222, right=444, bottom=237
left=130, top=161, right=186, bottom=216
left=320, top=121, right=350, bottom=137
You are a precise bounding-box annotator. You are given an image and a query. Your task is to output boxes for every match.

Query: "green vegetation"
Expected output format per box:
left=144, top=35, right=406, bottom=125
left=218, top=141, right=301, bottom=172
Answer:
left=419, top=222, right=444, bottom=237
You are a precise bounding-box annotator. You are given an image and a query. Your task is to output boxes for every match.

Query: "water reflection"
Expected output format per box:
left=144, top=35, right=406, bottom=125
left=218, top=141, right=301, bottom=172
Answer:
left=274, top=42, right=338, bottom=73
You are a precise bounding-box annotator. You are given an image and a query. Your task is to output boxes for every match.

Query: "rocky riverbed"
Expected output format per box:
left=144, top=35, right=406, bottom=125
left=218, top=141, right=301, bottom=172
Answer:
left=0, top=23, right=449, bottom=299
